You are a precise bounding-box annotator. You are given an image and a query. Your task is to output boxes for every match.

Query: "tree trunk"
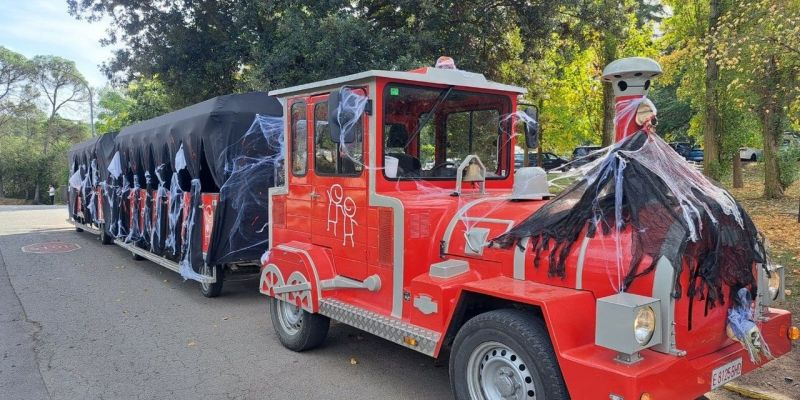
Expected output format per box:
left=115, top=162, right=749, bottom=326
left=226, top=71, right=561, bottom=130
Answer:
left=761, top=56, right=783, bottom=199
left=732, top=154, right=743, bottom=188
left=703, top=0, right=721, bottom=179
left=601, top=39, right=617, bottom=147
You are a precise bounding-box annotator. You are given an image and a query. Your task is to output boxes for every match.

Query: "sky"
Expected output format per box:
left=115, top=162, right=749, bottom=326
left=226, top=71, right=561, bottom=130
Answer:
left=0, top=0, right=116, bottom=88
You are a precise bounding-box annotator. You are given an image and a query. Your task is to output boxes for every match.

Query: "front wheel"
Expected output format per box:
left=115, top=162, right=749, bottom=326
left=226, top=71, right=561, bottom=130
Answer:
left=199, top=264, right=224, bottom=298
left=269, top=297, right=329, bottom=352
left=450, top=309, right=569, bottom=400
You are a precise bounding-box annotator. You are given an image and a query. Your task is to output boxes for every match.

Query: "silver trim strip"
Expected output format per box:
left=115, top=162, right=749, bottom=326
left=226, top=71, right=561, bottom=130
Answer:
left=650, top=256, right=685, bottom=356
left=67, top=219, right=101, bottom=235
left=442, top=196, right=510, bottom=254
left=575, top=236, right=591, bottom=290
left=365, top=81, right=406, bottom=318
left=113, top=239, right=217, bottom=284
left=513, top=238, right=530, bottom=280
left=273, top=282, right=312, bottom=294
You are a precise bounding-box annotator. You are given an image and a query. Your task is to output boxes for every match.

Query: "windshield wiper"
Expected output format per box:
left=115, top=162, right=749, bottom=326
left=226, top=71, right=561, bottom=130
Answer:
left=405, top=86, right=453, bottom=148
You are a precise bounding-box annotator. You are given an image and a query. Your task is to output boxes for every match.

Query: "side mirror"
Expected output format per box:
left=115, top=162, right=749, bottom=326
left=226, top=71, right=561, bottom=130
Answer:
left=328, top=88, right=360, bottom=144
left=523, top=106, right=540, bottom=149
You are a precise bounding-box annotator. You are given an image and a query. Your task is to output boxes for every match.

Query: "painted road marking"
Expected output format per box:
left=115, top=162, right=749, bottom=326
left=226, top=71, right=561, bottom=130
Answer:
left=21, top=242, right=81, bottom=254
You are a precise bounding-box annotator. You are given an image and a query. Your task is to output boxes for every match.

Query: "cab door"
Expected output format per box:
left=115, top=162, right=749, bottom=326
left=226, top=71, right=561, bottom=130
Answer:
left=308, top=92, right=369, bottom=280
left=283, top=99, right=312, bottom=240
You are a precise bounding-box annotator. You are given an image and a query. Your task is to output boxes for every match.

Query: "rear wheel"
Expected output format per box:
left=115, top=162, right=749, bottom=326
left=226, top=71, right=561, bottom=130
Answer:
left=131, top=251, right=144, bottom=260
left=450, top=309, right=568, bottom=400
left=269, top=297, right=329, bottom=352
left=199, top=264, right=224, bottom=298
left=750, top=153, right=757, bottom=162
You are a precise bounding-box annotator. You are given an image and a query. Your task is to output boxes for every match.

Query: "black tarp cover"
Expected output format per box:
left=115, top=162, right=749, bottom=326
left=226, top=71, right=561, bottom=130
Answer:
left=67, top=136, right=100, bottom=222
left=109, top=92, right=283, bottom=271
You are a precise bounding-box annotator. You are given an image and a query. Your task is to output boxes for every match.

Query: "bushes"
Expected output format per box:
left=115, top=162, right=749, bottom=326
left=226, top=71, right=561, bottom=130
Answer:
left=778, top=147, right=800, bottom=189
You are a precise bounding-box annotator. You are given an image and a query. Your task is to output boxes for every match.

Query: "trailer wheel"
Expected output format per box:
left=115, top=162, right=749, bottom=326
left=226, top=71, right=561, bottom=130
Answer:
left=131, top=251, right=144, bottom=261
left=750, top=153, right=757, bottom=162
left=199, top=264, right=224, bottom=298
left=450, top=309, right=568, bottom=400
left=269, top=297, right=329, bottom=352
left=75, top=225, right=84, bottom=233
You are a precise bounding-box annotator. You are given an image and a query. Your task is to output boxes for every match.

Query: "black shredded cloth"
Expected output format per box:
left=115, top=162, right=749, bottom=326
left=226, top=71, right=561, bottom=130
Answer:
left=492, top=131, right=766, bottom=319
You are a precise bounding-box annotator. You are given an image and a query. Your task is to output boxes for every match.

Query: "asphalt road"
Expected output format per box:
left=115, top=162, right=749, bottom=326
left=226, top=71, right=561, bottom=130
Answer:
left=0, top=206, right=451, bottom=400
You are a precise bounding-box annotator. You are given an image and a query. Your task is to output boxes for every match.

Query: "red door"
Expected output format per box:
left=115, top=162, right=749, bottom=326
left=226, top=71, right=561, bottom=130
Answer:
left=308, top=92, right=369, bottom=280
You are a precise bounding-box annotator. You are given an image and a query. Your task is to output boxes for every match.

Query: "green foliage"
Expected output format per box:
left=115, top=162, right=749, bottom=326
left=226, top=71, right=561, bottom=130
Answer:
left=778, top=147, right=800, bottom=189
left=68, top=0, right=569, bottom=106
left=96, top=77, right=170, bottom=133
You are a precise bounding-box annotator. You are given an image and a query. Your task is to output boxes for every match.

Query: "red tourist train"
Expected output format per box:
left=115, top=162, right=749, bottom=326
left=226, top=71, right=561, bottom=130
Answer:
left=68, top=57, right=797, bottom=399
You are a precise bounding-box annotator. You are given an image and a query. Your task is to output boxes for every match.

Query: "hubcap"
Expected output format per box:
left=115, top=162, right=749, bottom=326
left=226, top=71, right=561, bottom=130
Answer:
left=467, top=342, right=536, bottom=400
left=277, top=300, right=303, bottom=335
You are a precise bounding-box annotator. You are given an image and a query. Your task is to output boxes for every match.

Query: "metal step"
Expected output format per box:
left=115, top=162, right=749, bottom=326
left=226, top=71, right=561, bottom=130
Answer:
left=318, top=298, right=440, bottom=356
left=113, top=239, right=216, bottom=284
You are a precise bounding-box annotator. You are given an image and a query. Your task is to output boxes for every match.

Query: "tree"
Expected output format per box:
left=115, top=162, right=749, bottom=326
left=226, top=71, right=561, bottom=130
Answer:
left=703, top=0, right=722, bottom=180
left=712, top=0, right=800, bottom=198
left=30, top=56, right=89, bottom=203
left=96, top=77, right=170, bottom=133
left=69, top=0, right=572, bottom=106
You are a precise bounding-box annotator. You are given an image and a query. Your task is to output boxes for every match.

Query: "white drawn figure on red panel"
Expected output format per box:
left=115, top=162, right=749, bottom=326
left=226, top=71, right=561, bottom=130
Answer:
left=326, top=184, right=357, bottom=247
left=342, top=197, right=357, bottom=246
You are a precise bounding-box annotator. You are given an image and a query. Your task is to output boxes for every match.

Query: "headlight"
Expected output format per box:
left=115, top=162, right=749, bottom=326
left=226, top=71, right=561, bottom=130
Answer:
left=634, top=306, right=656, bottom=345
left=768, top=270, right=782, bottom=301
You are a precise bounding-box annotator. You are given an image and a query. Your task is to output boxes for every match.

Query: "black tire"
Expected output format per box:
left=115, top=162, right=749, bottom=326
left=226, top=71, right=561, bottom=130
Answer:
left=75, top=226, right=84, bottom=233
left=199, top=264, right=224, bottom=298
left=750, top=153, right=757, bottom=162
left=100, top=225, right=113, bottom=245
left=450, top=309, right=569, bottom=400
left=269, top=297, right=330, bottom=352
left=131, top=251, right=145, bottom=261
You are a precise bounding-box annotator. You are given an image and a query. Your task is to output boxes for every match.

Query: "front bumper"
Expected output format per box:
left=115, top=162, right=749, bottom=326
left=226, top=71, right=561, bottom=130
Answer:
left=559, top=308, right=793, bottom=399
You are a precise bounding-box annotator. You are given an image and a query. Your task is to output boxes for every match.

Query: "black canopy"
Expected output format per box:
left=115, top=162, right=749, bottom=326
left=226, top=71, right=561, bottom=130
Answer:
left=115, top=92, right=283, bottom=188
left=92, top=92, right=283, bottom=269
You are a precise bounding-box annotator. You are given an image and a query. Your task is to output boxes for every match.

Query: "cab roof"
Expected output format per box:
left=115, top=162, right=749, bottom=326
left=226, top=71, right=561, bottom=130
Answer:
left=268, top=67, right=527, bottom=98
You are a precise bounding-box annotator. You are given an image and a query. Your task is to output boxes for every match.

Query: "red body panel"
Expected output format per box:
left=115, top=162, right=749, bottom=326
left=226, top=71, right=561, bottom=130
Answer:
left=201, top=193, right=219, bottom=256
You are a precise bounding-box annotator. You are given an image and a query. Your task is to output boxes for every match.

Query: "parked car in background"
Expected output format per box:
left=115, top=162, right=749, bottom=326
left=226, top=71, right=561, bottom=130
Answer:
left=685, top=147, right=704, bottom=162
left=515, top=152, right=568, bottom=171
left=781, top=133, right=800, bottom=149
left=669, top=142, right=693, bottom=158
left=739, top=147, right=762, bottom=161
left=571, top=145, right=603, bottom=168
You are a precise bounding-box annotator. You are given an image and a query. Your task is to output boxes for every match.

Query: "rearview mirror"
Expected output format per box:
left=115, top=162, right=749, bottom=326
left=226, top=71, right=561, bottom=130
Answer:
left=328, top=88, right=360, bottom=144
left=523, top=106, right=540, bottom=149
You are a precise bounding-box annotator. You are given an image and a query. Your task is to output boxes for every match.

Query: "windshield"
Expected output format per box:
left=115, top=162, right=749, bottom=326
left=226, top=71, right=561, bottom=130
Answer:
left=382, top=84, right=511, bottom=179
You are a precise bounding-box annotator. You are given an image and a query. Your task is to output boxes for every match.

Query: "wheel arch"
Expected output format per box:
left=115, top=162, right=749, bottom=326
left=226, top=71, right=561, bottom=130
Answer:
left=439, top=278, right=596, bottom=364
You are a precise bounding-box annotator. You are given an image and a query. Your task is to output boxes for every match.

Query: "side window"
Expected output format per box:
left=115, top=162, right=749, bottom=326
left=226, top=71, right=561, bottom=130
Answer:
left=291, top=102, right=307, bottom=176
left=315, top=103, right=336, bottom=175
left=315, top=101, right=364, bottom=176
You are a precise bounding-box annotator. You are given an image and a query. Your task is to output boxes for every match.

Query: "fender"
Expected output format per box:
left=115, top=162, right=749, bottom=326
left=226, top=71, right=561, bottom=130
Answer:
left=260, top=241, right=336, bottom=313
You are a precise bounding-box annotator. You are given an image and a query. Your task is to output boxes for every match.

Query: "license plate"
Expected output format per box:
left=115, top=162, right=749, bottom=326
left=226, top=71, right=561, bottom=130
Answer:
left=711, top=357, right=742, bottom=389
